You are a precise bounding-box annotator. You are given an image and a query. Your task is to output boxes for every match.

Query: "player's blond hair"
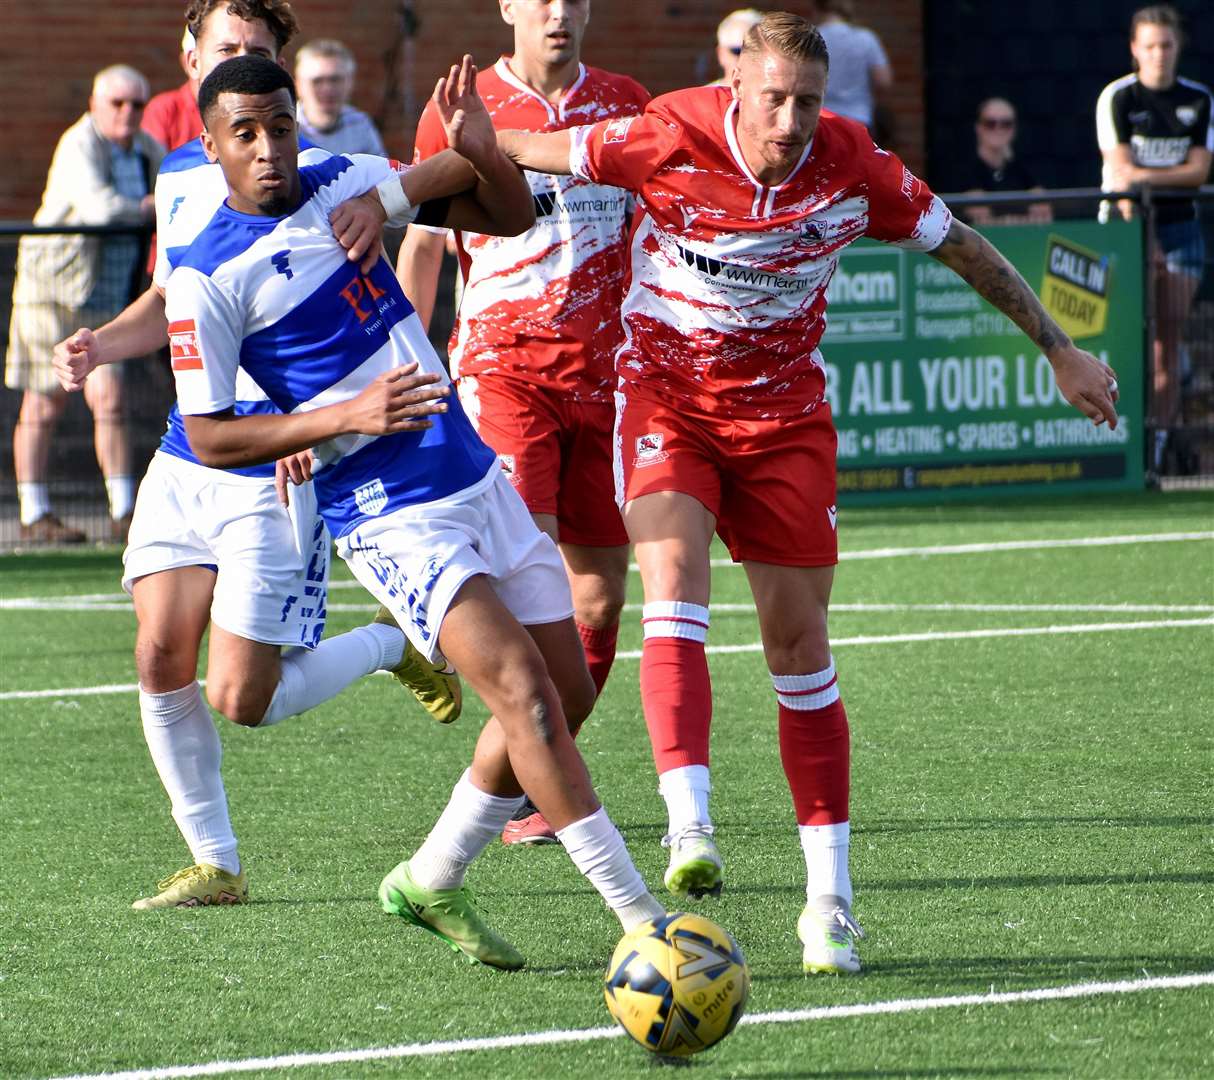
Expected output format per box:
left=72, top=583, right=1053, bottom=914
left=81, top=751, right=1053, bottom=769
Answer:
left=740, top=12, right=830, bottom=68
left=1129, top=4, right=1183, bottom=46
left=295, top=38, right=356, bottom=75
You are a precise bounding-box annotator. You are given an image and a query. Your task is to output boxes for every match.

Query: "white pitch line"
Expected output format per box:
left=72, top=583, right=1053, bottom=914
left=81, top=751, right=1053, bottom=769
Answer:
left=3, top=618, right=1211, bottom=702
left=3, top=531, right=1211, bottom=612
left=45, top=970, right=1214, bottom=1080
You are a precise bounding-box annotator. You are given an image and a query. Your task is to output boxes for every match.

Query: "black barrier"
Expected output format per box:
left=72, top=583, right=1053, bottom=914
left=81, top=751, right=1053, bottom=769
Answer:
left=0, top=190, right=1210, bottom=550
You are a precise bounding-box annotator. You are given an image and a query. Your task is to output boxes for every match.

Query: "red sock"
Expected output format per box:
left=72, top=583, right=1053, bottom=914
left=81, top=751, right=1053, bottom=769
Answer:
left=577, top=621, right=619, bottom=698
left=774, top=667, right=850, bottom=825
left=640, top=636, right=712, bottom=772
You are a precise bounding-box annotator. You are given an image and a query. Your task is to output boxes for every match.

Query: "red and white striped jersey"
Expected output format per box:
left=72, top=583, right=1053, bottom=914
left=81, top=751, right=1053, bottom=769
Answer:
left=413, top=58, right=649, bottom=401
left=570, top=85, right=952, bottom=418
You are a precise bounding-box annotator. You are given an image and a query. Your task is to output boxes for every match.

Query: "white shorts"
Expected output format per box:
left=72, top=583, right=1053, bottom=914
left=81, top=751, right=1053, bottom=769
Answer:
left=335, top=468, right=573, bottom=661
left=122, top=451, right=329, bottom=648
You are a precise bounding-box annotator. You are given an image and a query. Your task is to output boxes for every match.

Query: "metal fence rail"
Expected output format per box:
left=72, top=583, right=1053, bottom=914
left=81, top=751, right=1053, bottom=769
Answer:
left=0, top=190, right=1211, bottom=551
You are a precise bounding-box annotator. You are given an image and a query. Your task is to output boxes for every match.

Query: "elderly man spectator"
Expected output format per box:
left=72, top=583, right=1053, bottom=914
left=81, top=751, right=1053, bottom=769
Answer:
left=5, top=65, right=162, bottom=543
left=712, top=9, right=764, bottom=86
left=294, top=39, right=386, bottom=155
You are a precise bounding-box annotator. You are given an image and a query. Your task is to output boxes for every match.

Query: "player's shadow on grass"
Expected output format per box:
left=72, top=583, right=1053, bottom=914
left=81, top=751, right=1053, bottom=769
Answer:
left=747, top=1068, right=1061, bottom=1079
left=860, top=814, right=1213, bottom=834
left=866, top=870, right=1214, bottom=892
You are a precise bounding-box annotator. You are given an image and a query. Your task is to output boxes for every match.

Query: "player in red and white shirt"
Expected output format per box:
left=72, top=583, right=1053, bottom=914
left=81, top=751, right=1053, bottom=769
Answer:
left=398, top=0, right=648, bottom=845
left=500, top=12, right=1121, bottom=972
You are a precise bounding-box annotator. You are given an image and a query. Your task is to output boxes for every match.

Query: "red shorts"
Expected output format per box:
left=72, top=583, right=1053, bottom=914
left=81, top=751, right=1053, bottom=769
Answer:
left=457, top=374, right=628, bottom=548
left=615, top=386, right=839, bottom=566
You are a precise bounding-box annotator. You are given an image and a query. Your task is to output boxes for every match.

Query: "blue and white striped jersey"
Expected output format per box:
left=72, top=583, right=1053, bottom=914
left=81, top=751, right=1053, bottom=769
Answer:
left=154, top=137, right=329, bottom=478
left=166, top=153, right=498, bottom=538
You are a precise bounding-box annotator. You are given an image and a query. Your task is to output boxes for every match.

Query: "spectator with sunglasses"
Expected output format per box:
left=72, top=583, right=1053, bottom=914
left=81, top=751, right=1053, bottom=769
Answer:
left=712, top=8, right=763, bottom=86
left=5, top=65, right=162, bottom=543
left=955, top=97, right=1051, bottom=226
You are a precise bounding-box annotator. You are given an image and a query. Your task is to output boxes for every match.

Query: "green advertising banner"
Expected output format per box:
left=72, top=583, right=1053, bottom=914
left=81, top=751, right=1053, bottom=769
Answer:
left=823, top=219, right=1144, bottom=503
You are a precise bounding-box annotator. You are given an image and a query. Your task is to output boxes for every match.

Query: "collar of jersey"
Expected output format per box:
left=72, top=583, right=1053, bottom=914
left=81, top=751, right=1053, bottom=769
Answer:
left=216, top=197, right=298, bottom=226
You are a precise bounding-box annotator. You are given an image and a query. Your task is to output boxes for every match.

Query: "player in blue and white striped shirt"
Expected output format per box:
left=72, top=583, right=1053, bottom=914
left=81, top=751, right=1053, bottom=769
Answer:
left=170, top=54, right=666, bottom=968
left=48, top=1, right=454, bottom=913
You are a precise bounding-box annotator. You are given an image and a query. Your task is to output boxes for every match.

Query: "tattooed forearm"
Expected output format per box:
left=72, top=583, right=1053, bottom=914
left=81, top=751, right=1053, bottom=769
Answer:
left=928, top=220, right=1069, bottom=354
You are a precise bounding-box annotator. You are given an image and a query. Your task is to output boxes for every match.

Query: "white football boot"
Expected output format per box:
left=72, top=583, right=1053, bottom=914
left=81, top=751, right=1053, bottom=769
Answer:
left=798, top=893, right=864, bottom=974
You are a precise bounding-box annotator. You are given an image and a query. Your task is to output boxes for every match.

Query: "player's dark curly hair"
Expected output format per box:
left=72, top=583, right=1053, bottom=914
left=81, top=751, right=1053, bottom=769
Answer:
left=185, top=0, right=300, bottom=53
left=198, top=54, right=296, bottom=124
left=742, top=12, right=830, bottom=69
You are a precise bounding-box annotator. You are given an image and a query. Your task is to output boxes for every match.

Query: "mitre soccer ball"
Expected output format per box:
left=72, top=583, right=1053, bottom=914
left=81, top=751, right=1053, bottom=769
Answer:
left=603, top=912, right=749, bottom=1058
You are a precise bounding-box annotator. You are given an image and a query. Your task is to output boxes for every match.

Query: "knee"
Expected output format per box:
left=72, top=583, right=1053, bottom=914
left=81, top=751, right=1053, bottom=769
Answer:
left=561, top=669, right=598, bottom=732
left=205, top=677, right=273, bottom=727
left=498, top=659, right=566, bottom=744
left=135, top=636, right=199, bottom=695
left=764, top=624, right=831, bottom=675
left=574, top=588, right=625, bottom=630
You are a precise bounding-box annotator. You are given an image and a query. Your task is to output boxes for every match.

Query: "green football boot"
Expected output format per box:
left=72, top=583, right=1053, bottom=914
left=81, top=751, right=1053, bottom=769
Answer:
left=131, top=863, right=248, bottom=910
left=378, top=861, right=525, bottom=971
left=373, top=607, right=462, bottom=724
left=662, top=825, right=724, bottom=898
left=798, top=894, right=864, bottom=974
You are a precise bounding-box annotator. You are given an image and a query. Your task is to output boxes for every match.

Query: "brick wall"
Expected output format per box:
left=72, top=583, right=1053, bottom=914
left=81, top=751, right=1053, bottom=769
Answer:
left=0, top=1, right=927, bottom=218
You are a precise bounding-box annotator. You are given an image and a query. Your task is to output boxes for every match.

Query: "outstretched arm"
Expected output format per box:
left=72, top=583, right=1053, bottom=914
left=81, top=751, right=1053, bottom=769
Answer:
left=497, top=128, right=575, bottom=175
left=52, top=285, right=169, bottom=391
left=184, top=365, right=449, bottom=471
left=928, top=219, right=1119, bottom=427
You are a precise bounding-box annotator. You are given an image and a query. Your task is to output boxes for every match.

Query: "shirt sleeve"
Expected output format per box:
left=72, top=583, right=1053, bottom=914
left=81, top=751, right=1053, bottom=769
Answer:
left=864, top=28, right=890, bottom=70
left=1095, top=81, right=1129, bottom=150
left=569, top=106, right=682, bottom=192
left=141, top=96, right=172, bottom=153
left=407, top=103, right=453, bottom=235
left=863, top=140, right=952, bottom=251
left=165, top=268, right=244, bottom=416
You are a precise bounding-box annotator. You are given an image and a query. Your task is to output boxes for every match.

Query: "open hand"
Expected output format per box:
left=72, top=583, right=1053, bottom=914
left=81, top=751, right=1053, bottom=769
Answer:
left=434, top=55, right=496, bottom=172
left=343, top=363, right=450, bottom=436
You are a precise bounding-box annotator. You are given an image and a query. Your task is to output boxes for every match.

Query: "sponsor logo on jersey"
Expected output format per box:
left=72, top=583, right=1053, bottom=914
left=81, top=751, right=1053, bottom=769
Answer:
left=168, top=319, right=203, bottom=371
left=634, top=432, right=668, bottom=467
left=900, top=165, right=921, bottom=202
left=675, top=243, right=810, bottom=294
left=533, top=191, right=559, bottom=218
left=354, top=478, right=388, bottom=517
left=1176, top=105, right=1198, bottom=127
left=603, top=116, right=635, bottom=144
left=1130, top=133, right=1191, bottom=167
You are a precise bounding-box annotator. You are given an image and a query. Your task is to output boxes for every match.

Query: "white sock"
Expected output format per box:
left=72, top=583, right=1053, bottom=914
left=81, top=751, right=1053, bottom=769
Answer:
left=105, top=474, right=137, bottom=520
left=408, top=770, right=525, bottom=890
left=799, top=821, right=852, bottom=905
left=658, top=764, right=712, bottom=836
left=259, top=622, right=405, bottom=726
left=557, top=807, right=666, bottom=931
left=18, top=482, right=50, bottom=525
left=139, top=682, right=239, bottom=875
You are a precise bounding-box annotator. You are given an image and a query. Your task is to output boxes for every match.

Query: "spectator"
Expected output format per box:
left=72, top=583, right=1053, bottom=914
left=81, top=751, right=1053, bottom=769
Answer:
left=294, top=39, right=386, bottom=156
left=5, top=65, right=163, bottom=544
left=142, top=28, right=203, bottom=152
left=712, top=9, right=763, bottom=86
left=956, top=98, right=1051, bottom=226
left=1097, top=3, right=1213, bottom=471
left=816, top=0, right=891, bottom=133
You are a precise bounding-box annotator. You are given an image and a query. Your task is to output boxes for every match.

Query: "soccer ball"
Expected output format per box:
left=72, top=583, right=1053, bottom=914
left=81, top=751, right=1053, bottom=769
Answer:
left=603, top=912, right=749, bottom=1058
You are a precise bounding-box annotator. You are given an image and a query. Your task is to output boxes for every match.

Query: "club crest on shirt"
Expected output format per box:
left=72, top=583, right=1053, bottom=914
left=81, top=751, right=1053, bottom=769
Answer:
left=1176, top=105, right=1198, bottom=127
left=634, top=432, right=668, bottom=467
left=800, top=219, right=825, bottom=241
left=603, top=116, right=635, bottom=144
left=498, top=454, right=520, bottom=485
left=354, top=478, right=388, bottom=517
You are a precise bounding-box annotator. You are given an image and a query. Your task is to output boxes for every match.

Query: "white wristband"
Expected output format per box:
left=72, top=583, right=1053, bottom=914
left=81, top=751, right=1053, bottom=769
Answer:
left=375, top=174, right=415, bottom=227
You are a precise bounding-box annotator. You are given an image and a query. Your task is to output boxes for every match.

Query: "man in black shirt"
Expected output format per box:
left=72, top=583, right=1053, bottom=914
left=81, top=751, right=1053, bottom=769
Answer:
left=1097, top=4, right=1213, bottom=468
